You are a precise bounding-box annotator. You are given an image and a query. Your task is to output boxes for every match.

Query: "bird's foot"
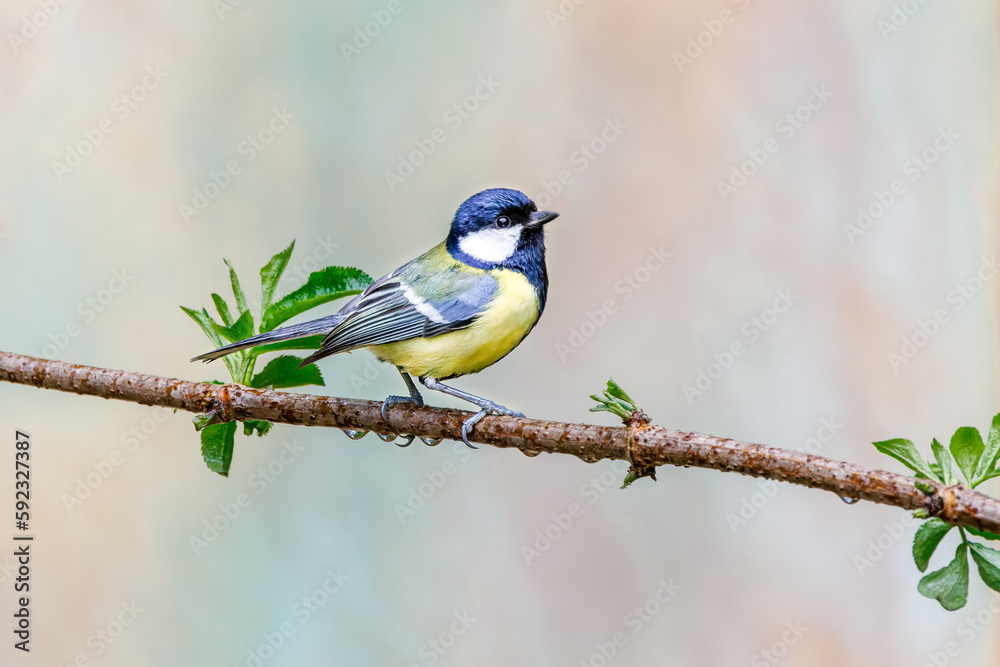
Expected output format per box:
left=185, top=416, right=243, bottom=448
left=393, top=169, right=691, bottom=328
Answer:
left=380, top=394, right=422, bottom=422
left=381, top=394, right=424, bottom=447
left=460, top=401, right=525, bottom=449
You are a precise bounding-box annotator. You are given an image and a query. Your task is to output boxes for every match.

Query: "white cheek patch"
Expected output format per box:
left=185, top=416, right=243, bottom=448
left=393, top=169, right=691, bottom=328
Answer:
left=458, top=225, right=522, bottom=264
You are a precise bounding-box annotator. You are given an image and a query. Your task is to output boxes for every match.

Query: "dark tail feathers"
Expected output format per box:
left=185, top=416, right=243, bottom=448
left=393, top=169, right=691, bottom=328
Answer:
left=191, top=315, right=343, bottom=363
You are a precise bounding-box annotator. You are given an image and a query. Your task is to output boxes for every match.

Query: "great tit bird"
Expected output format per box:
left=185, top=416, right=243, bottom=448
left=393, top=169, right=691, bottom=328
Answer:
left=192, top=188, right=558, bottom=447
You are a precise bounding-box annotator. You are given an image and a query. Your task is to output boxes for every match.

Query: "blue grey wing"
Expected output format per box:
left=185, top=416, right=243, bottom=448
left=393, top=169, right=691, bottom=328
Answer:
left=300, top=270, right=498, bottom=364
left=422, top=273, right=498, bottom=337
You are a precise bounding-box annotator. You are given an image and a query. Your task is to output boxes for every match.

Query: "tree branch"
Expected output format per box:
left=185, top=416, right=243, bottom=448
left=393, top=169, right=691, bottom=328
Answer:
left=3, top=350, right=999, bottom=533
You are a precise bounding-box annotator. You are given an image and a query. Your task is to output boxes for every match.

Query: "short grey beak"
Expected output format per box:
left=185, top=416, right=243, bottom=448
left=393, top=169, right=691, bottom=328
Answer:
left=529, top=210, right=559, bottom=226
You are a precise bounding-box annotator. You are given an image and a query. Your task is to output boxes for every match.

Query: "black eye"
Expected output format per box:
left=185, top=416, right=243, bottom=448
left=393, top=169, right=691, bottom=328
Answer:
left=495, top=215, right=511, bottom=228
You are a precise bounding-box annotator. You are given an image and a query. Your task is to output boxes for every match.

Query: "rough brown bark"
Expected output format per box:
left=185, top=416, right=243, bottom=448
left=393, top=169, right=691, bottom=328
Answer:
left=2, top=351, right=999, bottom=533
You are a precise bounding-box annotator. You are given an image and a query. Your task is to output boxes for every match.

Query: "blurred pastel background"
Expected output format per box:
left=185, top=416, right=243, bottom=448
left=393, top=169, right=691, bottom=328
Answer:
left=1, top=0, right=998, bottom=665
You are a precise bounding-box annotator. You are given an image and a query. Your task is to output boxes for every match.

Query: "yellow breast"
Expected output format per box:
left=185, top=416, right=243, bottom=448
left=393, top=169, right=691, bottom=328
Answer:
left=368, top=269, right=540, bottom=379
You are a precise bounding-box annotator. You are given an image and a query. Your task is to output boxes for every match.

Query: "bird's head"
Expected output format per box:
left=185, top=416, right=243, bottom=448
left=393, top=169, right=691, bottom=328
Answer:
left=446, top=188, right=559, bottom=268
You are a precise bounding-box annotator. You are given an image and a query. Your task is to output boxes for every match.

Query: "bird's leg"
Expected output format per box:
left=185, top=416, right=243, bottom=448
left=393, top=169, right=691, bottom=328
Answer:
left=419, top=376, right=524, bottom=449
left=380, top=368, right=424, bottom=419
left=380, top=368, right=425, bottom=447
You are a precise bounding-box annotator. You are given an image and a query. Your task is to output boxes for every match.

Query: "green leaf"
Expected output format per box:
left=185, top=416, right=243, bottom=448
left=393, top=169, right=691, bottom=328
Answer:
left=590, top=379, right=644, bottom=422
left=970, top=543, right=1000, bottom=592
left=211, top=293, right=234, bottom=327
left=181, top=306, right=225, bottom=348
left=621, top=470, right=640, bottom=489
left=250, top=355, right=325, bottom=389
left=181, top=306, right=239, bottom=380
left=605, top=379, right=637, bottom=409
left=589, top=397, right=630, bottom=420
left=929, top=462, right=946, bottom=483
left=977, top=468, right=1000, bottom=485
left=225, top=258, right=249, bottom=315
left=243, top=420, right=273, bottom=437
left=192, top=413, right=215, bottom=432
left=974, top=413, right=1000, bottom=483
left=211, top=310, right=254, bottom=344
left=950, top=427, right=985, bottom=484
left=873, top=438, right=935, bottom=479
left=931, top=439, right=953, bottom=485
left=966, top=526, right=1000, bottom=541
left=200, top=422, right=237, bottom=477
left=913, top=519, right=952, bottom=572
left=260, top=241, right=295, bottom=326
left=261, top=266, right=371, bottom=332
left=917, top=543, right=969, bottom=611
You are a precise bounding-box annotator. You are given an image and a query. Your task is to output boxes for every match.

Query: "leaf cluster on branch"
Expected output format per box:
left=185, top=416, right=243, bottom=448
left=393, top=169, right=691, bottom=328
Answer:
left=181, top=241, right=370, bottom=473
left=876, top=417, right=1000, bottom=609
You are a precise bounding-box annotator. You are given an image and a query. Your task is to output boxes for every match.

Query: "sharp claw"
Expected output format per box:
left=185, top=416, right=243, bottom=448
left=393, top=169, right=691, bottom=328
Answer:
left=461, top=409, right=488, bottom=449
left=461, top=424, right=479, bottom=449
left=396, top=434, right=415, bottom=447
left=456, top=402, right=525, bottom=448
